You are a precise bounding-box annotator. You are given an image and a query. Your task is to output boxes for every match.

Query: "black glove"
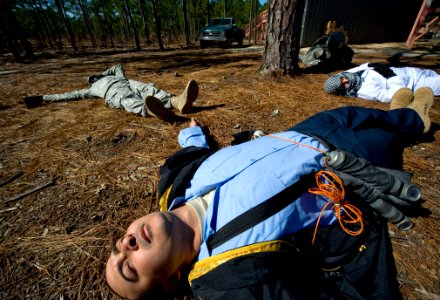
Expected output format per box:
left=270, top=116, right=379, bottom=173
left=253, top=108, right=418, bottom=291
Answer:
left=23, top=96, right=44, bottom=108
left=326, top=150, right=420, bottom=231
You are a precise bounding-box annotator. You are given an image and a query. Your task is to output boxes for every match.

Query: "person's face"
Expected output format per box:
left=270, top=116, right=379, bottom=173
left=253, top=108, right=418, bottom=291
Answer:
left=340, top=77, right=350, bottom=89
left=106, top=212, right=185, bottom=299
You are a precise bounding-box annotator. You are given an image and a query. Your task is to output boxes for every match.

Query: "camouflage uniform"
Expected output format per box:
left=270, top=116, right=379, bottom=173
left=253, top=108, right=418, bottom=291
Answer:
left=42, top=65, right=173, bottom=117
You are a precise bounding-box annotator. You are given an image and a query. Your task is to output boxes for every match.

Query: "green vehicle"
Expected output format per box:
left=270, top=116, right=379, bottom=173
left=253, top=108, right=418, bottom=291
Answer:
left=199, top=18, right=244, bottom=48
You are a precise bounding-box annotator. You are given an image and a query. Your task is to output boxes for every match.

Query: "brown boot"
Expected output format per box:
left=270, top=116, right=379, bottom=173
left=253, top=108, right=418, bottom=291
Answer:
left=144, top=96, right=176, bottom=123
left=171, top=80, right=199, bottom=114
left=390, top=87, right=413, bottom=110
left=407, top=87, right=434, bottom=133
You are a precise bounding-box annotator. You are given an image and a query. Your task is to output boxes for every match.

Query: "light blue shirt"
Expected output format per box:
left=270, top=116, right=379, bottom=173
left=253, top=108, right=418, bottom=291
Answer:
left=172, top=126, right=337, bottom=261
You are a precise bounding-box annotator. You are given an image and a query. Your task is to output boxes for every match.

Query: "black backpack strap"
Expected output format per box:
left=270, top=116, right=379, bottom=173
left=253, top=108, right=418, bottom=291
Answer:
left=368, top=63, right=397, bottom=79
left=158, top=146, right=214, bottom=209
left=206, top=173, right=315, bottom=253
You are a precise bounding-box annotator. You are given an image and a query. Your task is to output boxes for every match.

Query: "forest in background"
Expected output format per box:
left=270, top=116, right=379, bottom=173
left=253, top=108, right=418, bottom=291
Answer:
left=0, top=0, right=268, bottom=62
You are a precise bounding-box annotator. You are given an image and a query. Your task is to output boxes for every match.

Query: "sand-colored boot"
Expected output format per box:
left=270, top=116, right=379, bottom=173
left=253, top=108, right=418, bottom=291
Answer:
left=390, top=87, right=413, bottom=110
left=171, top=80, right=199, bottom=114
left=144, top=96, right=176, bottom=123
left=407, top=87, right=434, bottom=133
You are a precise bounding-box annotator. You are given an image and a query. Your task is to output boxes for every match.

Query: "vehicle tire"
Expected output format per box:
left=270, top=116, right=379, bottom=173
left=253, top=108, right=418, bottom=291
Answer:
left=238, top=38, right=243, bottom=48
left=200, top=41, right=207, bottom=49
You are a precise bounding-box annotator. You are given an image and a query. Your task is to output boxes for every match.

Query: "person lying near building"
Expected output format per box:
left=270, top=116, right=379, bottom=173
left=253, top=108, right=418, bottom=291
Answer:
left=300, top=31, right=354, bottom=71
left=324, top=62, right=440, bottom=103
left=23, top=64, right=199, bottom=123
left=105, top=87, right=434, bottom=300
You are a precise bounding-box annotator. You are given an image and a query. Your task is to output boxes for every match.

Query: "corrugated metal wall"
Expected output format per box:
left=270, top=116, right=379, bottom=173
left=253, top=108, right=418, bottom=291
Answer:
left=300, top=0, right=424, bottom=47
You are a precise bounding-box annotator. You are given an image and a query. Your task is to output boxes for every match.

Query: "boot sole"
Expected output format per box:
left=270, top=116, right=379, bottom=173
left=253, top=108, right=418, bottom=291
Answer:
left=144, top=96, right=176, bottom=122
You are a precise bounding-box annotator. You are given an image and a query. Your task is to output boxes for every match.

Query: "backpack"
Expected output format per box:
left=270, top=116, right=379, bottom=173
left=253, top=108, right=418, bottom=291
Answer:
left=187, top=199, right=401, bottom=299
left=300, top=32, right=354, bottom=71
left=158, top=147, right=401, bottom=300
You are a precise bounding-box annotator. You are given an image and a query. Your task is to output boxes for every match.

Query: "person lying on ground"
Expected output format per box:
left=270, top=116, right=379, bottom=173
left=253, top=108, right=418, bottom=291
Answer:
left=23, top=64, right=199, bottom=122
left=105, top=87, right=434, bottom=300
left=300, top=31, right=354, bottom=71
left=324, top=62, right=440, bottom=103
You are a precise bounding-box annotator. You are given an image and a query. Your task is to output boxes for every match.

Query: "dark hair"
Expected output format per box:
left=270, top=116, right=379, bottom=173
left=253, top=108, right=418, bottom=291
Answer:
left=139, top=285, right=166, bottom=300
left=139, top=282, right=193, bottom=300
left=87, top=74, right=105, bottom=86
left=139, top=272, right=193, bottom=300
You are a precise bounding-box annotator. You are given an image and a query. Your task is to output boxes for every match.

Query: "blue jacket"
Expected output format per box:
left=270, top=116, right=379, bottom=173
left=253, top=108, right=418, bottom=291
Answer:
left=170, top=126, right=337, bottom=261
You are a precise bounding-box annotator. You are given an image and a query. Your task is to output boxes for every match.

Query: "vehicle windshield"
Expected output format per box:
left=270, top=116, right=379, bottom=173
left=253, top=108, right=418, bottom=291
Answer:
left=209, top=19, right=232, bottom=26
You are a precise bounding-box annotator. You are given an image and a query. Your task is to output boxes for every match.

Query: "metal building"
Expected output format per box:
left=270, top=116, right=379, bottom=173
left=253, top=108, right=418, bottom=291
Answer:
left=300, top=0, right=424, bottom=46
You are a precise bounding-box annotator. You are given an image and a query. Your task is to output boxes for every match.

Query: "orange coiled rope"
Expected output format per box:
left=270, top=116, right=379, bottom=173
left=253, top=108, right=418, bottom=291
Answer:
left=308, top=169, right=364, bottom=245
left=265, top=134, right=364, bottom=244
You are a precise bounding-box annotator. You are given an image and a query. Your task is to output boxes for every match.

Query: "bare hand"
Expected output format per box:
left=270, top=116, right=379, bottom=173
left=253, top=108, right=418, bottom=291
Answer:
left=189, top=117, right=199, bottom=127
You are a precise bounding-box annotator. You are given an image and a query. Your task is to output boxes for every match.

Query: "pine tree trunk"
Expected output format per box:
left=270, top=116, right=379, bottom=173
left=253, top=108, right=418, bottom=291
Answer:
left=25, top=0, right=52, bottom=48
left=137, top=0, right=151, bottom=46
left=206, top=0, right=210, bottom=23
left=248, top=0, right=253, bottom=44
left=34, top=0, right=56, bottom=49
left=182, top=0, right=190, bottom=48
left=99, top=0, right=116, bottom=48
left=123, top=0, right=141, bottom=50
left=54, top=0, right=78, bottom=51
left=252, top=0, right=257, bottom=44
left=151, top=0, right=164, bottom=50
left=91, top=0, right=109, bottom=47
left=74, top=4, right=88, bottom=41
left=118, top=5, right=130, bottom=41
left=40, top=0, right=64, bottom=49
left=0, top=0, right=34, bottom=61
left=260, top=0, right=304, bottom=76
left=191, top=0, right=199, bottom=41
left=223, top=0, right=226, bottom=17
left=77, top=0, right=97, bottom=48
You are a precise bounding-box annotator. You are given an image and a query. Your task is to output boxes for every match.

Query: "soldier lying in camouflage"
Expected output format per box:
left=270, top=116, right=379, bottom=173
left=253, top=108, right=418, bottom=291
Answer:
left=23, top=64, right=199, bottom=123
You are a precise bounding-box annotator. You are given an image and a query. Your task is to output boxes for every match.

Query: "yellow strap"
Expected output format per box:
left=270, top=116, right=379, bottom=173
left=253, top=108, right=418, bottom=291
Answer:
left=159, top=185, right=173, bottom=212
left=188, top=240, right=297, bottom=284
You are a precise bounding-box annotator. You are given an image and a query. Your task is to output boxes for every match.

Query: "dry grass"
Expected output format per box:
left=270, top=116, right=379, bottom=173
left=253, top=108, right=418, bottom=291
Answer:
left=0, top=41, right=439, bottom=299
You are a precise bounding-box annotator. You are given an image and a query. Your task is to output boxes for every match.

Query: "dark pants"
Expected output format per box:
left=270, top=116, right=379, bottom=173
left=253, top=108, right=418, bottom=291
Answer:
left=289, top=106, right=424, bottom=169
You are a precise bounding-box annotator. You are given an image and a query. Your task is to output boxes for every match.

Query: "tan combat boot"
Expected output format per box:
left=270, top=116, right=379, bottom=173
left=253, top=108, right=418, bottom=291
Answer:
left=171, top=80, right=199, bottom=114
left=407, top=87, right=434, bottom=133
left=144, top=96, right=176, bottom=123
left=390, top=87, right=413, bottom=110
